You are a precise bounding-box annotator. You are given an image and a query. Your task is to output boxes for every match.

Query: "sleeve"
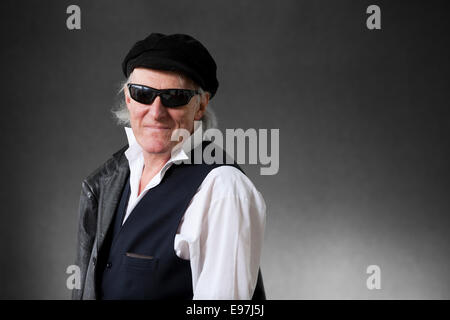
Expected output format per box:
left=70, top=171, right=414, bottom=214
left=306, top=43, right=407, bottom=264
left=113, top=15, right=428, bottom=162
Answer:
left=190, top=168, right=266, bottom=300
left=72, top=180, right=98, bottom=300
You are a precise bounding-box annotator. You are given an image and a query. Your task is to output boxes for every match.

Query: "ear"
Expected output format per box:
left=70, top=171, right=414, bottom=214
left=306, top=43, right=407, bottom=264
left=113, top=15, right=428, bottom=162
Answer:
left=194, top=92, right=210, bottom=120
left=125, top=86, right=132, bottom=106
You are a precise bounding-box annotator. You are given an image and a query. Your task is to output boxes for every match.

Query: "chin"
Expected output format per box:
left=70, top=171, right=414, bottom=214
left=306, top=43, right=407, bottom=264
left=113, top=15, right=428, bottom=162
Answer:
left=140, top=140, right=173, bottom=154
left=137, top=131, right=173, bottom=154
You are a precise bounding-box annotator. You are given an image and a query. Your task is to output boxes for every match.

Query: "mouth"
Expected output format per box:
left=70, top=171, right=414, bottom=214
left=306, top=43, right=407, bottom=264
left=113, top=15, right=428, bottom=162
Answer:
left=143, top=125, right=171, bottom=130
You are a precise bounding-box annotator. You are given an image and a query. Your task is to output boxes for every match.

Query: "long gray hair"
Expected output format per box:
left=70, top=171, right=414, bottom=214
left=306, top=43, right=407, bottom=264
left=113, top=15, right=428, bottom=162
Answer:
left=111, top=74, right=218, bottom=131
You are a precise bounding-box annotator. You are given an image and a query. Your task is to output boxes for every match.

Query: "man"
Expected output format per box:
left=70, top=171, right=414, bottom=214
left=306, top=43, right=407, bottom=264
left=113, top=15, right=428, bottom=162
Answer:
left=72, top=33, right=266, bottom=300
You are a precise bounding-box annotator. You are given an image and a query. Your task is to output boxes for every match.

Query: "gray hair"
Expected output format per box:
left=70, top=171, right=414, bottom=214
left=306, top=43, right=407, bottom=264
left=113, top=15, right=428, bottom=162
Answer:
left=111, top=74, right=218, bottom=131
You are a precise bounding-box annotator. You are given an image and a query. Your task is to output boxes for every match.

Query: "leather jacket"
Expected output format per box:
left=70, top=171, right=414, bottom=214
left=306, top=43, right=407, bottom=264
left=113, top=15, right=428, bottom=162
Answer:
left=72, top=145, right=129, bottom=299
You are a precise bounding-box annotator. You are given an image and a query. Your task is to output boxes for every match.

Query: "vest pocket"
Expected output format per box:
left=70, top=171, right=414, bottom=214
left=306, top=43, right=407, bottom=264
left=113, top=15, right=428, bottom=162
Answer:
left=125, top=252, right=154, bottom=260
left=122, top=252, right=158, bottom=271
left=120, top=253, right=158, bottom=299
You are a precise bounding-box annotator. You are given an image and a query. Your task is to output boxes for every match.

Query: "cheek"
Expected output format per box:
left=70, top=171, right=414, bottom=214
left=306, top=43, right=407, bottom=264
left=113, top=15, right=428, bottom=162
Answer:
left=128, top=105, right=146, bottom=121
left=170, top=104, right=197, bottom=126
left=177, top=113, right=195, bottom=131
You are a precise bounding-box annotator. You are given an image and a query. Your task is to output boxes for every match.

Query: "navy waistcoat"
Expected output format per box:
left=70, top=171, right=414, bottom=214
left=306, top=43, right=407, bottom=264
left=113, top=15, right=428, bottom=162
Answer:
left=96, top=141, right=266, bottom=300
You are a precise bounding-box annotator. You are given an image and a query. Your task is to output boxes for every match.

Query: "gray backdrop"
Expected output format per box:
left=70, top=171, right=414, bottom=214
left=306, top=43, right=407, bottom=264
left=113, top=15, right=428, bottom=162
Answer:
left=0, top=0, right=449, bottom=299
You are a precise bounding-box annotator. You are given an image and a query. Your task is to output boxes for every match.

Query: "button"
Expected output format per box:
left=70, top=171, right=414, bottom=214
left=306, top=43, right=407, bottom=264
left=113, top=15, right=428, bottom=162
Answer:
left=87, top=192, right=93, bottom=199
left=92, top=257, right=97, bottom=266
left=106, top=262, right=112, bottom=268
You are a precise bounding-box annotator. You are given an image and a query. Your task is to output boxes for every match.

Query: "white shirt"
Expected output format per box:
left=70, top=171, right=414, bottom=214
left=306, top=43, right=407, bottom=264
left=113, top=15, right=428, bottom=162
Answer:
left=123, top=126, right=266, bottom=299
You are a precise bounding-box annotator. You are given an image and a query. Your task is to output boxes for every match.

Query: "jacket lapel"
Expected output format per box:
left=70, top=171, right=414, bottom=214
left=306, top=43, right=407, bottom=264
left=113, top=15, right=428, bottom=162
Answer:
left=96, top=148, right=130, bottom=254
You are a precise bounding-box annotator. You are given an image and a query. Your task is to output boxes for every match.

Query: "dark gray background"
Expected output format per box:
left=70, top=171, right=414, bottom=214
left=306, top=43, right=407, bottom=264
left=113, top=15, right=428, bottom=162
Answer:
left=0, top=0, right=449, bottom=299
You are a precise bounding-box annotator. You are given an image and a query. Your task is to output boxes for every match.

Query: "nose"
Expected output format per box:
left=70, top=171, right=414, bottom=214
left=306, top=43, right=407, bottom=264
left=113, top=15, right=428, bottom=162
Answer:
left=148, top=96, right=167, bottom=120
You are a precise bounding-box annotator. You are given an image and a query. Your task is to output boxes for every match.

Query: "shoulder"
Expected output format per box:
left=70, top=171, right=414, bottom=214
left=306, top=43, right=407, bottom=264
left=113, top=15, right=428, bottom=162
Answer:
left=199, top=165, right=266, bottom=207
left=83, top=145, right=128, bottom=192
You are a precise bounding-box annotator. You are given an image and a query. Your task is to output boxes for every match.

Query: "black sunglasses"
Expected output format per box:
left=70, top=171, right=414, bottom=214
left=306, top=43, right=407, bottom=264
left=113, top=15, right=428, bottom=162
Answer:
left=127, top=83, right=200, bottom=107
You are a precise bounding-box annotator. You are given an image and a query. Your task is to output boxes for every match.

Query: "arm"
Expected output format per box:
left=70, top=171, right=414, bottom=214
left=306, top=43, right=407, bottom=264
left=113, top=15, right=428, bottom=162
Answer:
left=177, top=166, right=266, bottom=299
left=72, top=180, right=98, bottom=299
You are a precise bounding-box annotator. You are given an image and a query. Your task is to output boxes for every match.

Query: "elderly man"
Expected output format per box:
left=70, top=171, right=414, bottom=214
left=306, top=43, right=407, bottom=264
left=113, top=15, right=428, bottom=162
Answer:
left=73, top=33, right=266, bottom=300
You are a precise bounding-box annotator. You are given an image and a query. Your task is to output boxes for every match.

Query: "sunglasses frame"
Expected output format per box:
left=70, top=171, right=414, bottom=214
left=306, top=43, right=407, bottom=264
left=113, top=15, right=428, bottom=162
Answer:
left=127, top=83, right=200, bottom=107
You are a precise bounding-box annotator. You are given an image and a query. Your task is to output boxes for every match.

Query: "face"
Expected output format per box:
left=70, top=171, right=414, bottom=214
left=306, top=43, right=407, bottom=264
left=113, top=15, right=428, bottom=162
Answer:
left=125, top=68, right=209, bottom=155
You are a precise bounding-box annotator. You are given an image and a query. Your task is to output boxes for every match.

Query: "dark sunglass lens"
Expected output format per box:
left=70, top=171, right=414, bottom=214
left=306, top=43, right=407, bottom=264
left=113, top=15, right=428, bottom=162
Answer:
left=162, top=90, right=192, bottom=107
left=130, top=85, right=156, bottom=104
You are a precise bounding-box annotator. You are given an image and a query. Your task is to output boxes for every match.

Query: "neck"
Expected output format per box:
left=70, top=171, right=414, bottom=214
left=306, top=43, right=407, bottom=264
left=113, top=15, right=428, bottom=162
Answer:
left=142, top=150, right=171, bottom=174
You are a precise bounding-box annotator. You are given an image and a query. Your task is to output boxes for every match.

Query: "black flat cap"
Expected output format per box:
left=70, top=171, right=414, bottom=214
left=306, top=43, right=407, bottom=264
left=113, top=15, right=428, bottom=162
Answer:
left=122, top=33, right=219, bottom=98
